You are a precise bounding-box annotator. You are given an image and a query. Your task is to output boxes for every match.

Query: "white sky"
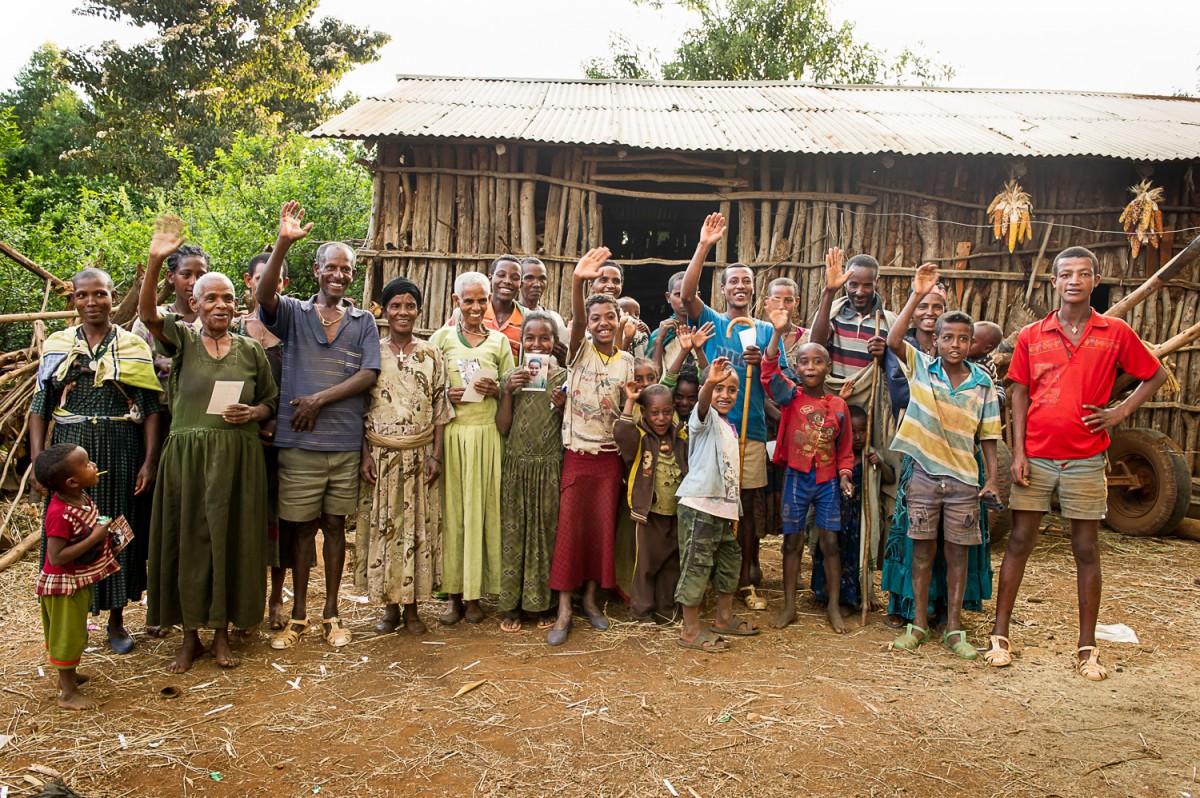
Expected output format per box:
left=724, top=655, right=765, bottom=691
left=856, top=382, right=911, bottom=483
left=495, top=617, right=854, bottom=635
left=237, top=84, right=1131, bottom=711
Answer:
left=3, top=0, right=1198, bottom=97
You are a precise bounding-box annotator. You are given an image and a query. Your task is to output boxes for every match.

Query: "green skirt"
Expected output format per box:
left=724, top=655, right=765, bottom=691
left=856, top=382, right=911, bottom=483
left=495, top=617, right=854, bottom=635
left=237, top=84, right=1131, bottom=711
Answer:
left=147, top=428, right=268, bottom=629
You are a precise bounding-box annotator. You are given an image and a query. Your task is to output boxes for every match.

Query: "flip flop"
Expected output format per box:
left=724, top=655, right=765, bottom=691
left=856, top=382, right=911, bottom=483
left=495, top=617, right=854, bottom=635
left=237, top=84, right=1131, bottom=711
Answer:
left=678, top=630, right=729, bottom=653
left=500, top=614, right=522, bottom=633
left=711, top=616, right=760, bottom=636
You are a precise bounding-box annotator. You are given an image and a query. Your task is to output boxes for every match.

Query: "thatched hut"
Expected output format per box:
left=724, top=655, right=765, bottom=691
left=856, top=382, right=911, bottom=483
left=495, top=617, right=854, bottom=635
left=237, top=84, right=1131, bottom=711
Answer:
left=311, top=76, right=1200, bottom=489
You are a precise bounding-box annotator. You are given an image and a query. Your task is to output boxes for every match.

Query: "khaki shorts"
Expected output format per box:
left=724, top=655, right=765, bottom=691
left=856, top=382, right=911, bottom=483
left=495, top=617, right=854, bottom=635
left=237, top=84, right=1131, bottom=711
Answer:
left=1009, top=455, right=1107, bottom=520
left=741, top=440, right=768, bottom=491
left=277, top=448, right=361, bottom=522
left=906, top=461, right=982, bottom=546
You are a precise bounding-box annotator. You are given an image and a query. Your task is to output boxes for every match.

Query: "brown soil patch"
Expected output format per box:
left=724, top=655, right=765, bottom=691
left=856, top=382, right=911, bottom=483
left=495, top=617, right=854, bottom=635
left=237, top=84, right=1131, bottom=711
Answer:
left=1, top=523, right=1197, bottom=797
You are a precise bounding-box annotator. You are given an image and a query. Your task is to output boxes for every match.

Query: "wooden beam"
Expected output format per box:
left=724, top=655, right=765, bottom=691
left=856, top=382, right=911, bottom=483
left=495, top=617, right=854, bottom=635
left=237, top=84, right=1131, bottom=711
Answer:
left=857, top=183, right=1198, bottom=215
left=592, top=172, right=750, bottom=188
left=1105, top=234, right=1200, bottom=319
left=0, top=241, right=73, bottom=294
left=369, top=165, right=878, bottom=205
left=0, top=310, right=79, bottom=324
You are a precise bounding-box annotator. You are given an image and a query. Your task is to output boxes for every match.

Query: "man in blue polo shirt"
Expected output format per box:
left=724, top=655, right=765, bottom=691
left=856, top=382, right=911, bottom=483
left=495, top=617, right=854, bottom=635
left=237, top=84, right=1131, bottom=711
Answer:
left=255, top=201, right=380, bottom=651
left=681, top=211, right=782, bottom=612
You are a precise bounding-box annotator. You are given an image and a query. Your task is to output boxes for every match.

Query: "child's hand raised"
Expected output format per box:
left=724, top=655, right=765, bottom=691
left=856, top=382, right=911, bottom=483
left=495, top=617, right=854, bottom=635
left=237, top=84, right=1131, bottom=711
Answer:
left=824, top=248, right=850, bottom=291
left=691, top=321, right=716, bottom=350
left=573, top=247, right=612, bottom=281
left=764, top=296, right=791, bottom=331
left=912, top=262, right=940, bottom=297
left=699, top=213, right=726, bottom=247
left=623, top=380, right=643, bottom=402
left=278, top=200, right=313, bottom=244
left=149, top=215, right=187, bottom=262
left=838, top=378, right=857, bottom=399
left=706, top=356, right=732, bottom=385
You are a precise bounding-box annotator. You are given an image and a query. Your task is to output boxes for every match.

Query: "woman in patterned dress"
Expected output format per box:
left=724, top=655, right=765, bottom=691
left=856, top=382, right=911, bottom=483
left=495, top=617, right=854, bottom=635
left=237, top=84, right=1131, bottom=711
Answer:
left=29, top=268, right=164, bottom=654
left=360, top=277, right=452, bottom=635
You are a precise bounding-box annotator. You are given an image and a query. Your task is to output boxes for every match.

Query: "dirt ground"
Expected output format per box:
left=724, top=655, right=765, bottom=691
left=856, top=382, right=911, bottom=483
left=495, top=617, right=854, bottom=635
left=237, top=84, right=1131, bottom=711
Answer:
left=1, top=520, right=1198, bottom=798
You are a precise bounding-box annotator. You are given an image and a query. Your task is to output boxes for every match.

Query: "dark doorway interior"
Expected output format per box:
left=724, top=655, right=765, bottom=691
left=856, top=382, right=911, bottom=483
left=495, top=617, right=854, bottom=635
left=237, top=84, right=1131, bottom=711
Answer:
left=600, top=196, right=729, bottom=327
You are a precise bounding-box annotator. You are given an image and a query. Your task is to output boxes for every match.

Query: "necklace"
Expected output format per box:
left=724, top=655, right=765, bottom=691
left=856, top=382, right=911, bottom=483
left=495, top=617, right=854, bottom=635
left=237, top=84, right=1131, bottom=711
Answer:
left=318, top=303, right=346, bottom=328
left=1059, top=309, right=1091, bottom=335
left=388, top=338, right=415, bottom=364
left=201, top=329, right=230, bottom=356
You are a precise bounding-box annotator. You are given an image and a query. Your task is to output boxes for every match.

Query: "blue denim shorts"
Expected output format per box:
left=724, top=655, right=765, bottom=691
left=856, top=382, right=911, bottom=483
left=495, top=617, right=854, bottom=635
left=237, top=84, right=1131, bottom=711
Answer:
left=781, top=467, right=841, bottom=534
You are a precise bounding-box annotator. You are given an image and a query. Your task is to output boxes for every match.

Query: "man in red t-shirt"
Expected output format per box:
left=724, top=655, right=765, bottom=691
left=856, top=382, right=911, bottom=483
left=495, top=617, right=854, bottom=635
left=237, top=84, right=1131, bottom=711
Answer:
left=985, top=247, right=1165, bottom=681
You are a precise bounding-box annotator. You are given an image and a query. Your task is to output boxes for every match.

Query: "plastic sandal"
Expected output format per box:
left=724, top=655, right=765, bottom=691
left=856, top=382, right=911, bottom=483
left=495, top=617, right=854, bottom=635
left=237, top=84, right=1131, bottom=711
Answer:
left=983, top=635, right=1012, bottom=667
left=322, top=617, right=352, bottom=648
left=943, top=629, right=979, bottom=660
left=270, top=618, right=310, bottom=650
left=893, top=623, right=930, bottom=651
left=738, top=586, right=768, bottom=611
left=1075, top=646, right=1108, bottom=681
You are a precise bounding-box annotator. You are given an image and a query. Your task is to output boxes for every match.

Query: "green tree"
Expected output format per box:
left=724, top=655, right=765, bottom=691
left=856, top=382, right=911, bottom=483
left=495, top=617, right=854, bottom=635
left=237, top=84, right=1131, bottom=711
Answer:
left=64, top=0, right=389, bottom=185
left=585, top=0, right=952, bottom=84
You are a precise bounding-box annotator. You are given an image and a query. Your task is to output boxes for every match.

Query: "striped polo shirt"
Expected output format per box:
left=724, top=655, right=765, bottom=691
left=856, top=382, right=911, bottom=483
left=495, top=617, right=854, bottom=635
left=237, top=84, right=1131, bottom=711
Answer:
left=891, top=343, right=1001, bottom=487
left=825, top=295, right=896, bottom=378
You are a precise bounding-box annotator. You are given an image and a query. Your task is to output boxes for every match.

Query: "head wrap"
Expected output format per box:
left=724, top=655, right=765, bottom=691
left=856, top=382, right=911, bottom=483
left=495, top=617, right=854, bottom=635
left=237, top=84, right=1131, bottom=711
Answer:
left=381, top=277, right=422, bottom=310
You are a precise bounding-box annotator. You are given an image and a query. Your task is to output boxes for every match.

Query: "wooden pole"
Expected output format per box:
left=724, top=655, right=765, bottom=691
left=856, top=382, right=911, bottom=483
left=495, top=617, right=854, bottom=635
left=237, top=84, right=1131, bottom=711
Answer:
left=0, top=310, right=79, bottom=324
left=1105, top=234, right=1200, bottom=319
left=861, top=310, right=882, bottom=625
left=1024, top=222, right=1056, bottom=304
left=0, top=241, right=73, bottom=294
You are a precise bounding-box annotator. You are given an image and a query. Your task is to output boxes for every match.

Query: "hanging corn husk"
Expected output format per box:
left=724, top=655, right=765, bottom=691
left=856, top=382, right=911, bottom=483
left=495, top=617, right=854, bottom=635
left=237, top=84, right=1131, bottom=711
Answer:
left=1118, top=180, right=1164, bottom=259
left=987, top=179, right=1034, bottom=252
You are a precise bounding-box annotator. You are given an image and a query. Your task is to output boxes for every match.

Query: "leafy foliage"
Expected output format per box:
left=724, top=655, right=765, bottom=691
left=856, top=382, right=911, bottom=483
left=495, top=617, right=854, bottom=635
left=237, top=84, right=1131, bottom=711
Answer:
left=585, top=0, right=952, bottom=84
left=64, top=0, right=388, bottom=185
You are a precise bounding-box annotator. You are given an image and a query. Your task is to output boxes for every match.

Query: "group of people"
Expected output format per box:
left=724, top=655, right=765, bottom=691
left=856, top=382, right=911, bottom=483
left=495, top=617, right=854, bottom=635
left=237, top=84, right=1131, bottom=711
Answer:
left=31, top=203, right=1165, bottom=711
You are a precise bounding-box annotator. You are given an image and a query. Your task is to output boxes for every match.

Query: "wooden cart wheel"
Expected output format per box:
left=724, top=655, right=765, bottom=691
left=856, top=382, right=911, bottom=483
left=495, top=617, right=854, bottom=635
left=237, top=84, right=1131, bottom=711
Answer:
left=1105, top=428, right=1192, bottom=537
left=988, top=440, right=1013, bottom=548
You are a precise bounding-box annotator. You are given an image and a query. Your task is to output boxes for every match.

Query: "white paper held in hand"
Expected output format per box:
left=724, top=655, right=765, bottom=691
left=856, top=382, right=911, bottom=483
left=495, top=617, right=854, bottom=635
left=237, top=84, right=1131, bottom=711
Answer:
left=738, top=327, right=757, bottom=351
left=460, top=368, right=497, bottom=403
left=206, top=381, right=245, bottom=414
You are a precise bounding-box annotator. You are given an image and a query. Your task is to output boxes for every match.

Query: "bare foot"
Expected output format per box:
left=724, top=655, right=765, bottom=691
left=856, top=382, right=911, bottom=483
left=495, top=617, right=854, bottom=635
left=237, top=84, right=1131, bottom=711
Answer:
left=827, top=605, right=848, bottom=634
left=144, top=625, right=170, bottom=639
left=51, top=672, right=91, bottom=688
left=770, top=603, right=797, bottom=629
left=211, top=634, right=241, bottom=669
left=231, top=626, right=255, bottom=640
left=838, top=604, right=853, bottom=618
left=166, top=634, right=205, bottom=674
left=268, top=600, right=288, bottom=630
left=57, top=689, right=98, bottom=711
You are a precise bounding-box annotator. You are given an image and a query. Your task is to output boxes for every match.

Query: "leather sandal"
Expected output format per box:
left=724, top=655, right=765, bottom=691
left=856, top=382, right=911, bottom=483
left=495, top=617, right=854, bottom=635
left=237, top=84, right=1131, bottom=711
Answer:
left=270, top=618, right=310, bottom=650
left=983, top=635, right=1012, bottom=667
left=1075, top=646, right=1108, bottom=681
left=738, top=586, right=767, bottom=611
left=322, top=617, right=352, bottom=648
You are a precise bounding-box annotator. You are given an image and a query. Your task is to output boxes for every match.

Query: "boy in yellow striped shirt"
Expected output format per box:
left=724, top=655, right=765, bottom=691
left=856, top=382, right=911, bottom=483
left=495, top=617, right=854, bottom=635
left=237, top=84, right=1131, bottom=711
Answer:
left=886, top=263, right=1001, bottom=659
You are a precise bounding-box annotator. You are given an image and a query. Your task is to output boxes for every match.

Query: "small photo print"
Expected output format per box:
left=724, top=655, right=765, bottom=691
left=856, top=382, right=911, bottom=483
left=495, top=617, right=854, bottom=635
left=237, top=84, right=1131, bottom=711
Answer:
left=522, top=354, right=556, bottom=391
left=456, top=358, right=482, bottom=386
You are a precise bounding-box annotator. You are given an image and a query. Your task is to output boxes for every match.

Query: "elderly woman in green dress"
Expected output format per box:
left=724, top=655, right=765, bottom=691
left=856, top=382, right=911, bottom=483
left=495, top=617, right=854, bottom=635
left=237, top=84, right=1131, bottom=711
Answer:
left=360, top=277, right=452, bottom=635
left=139, top=217, right=277, bottom=673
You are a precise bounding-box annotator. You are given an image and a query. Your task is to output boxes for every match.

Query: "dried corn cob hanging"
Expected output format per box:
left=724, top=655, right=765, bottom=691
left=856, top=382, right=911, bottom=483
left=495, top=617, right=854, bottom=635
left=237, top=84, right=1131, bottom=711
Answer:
left=987, top=179, right=1034, bottom=252
left=1118, top=180, right=1164, bottom=259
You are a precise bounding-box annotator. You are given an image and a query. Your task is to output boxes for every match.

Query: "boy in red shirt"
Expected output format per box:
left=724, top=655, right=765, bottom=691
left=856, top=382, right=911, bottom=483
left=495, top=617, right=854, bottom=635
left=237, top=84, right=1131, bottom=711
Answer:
left=761, top=300, right=855, bottom=633
left=987, top=247, right=1165, bottom=680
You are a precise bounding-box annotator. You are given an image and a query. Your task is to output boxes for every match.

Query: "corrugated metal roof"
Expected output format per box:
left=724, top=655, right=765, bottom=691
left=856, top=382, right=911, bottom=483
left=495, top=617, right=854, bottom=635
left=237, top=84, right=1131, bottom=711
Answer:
left=310, top=76, right=1200, bottom=160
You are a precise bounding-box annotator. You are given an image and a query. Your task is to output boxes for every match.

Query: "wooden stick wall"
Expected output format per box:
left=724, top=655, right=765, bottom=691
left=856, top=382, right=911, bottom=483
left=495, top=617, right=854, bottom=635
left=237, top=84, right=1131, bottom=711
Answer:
left=357, top=139, right=1199, bottom=475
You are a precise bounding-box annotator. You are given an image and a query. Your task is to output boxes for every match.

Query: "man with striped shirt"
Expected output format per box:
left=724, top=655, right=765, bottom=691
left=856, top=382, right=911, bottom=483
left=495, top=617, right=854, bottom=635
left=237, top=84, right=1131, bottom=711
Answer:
left=885, top=263, right=1001, bottom=660
left=809, top=249, right=896, bottom=379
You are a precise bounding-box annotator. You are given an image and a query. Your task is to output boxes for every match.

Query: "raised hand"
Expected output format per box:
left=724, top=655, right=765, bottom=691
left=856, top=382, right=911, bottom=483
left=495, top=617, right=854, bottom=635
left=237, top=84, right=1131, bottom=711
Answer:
left=278, top=200, right=314, bottom=244
left=149, top=215, right=187, bottom=263
left=912, top=262, right=940, bottom=297
left=624, top=379, right=643, bottom=402
left=658, top=317, right=678, bottom=336
left=838, top=378, right=857, bottom=399
left=573, top=247, right=612, bottom=282
left=675, top=324, right=694, bottom=352
left=691, top=321, right=716, bottom=350
left=824, top=248, right=851, bottom=291
left=765, top=296, right=790, bottom=331
left=706, top=356, right=733, bottom=386
left=699, top=213, right=727, bottom=248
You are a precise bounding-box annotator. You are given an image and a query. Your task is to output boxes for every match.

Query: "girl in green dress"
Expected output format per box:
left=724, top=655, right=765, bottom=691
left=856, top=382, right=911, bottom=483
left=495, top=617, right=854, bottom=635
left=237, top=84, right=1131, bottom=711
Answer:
left=139, top=218, right=278, bottom=673
left=495, top=312, right=567, bottom=632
